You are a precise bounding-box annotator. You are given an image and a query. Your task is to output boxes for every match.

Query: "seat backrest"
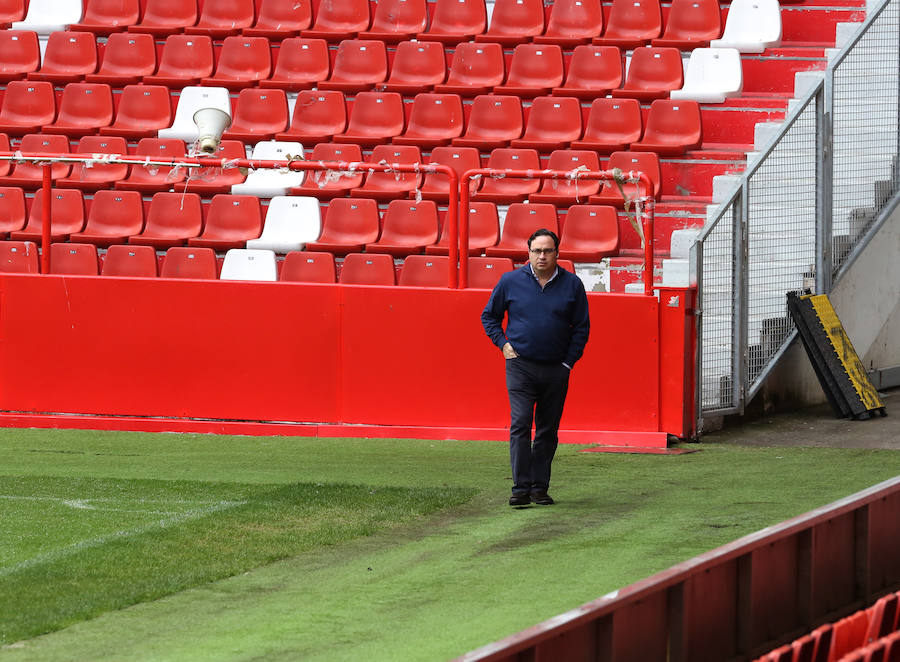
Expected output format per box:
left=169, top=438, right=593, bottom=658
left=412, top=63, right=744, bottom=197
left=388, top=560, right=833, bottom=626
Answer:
left=485, top=147, right=541, bottom=172
left=307, top=0, right=370, bottom=32
left=449, top=201, right=500, bottom=248
left=49, top=242, right=99, bottom=275
left=0, top=80, right=55, bottom=125
left=103, top=84, right=171, bottom=133
left=520, top=96, right=582, bottom=140
left=91, top=32, right=157, bottom=78
left=0, top=31, right=40, bottom=79
left=160, top=246, right=217, bottom=279
left=220, top=248, right=278, bottom=281
left=318, top=197, right=380, bottom=242
left=559, top=204, right=619, bottom=253
left=425, top=0, right=486, bottom=37
left=542, top=0, right=604, bottom=40
left=713, top=0, right=781, bottom=51
left=36, top=30, right=98, bottom=76
left=53, top=82, right=114, bottom=127
left=82, top=189, right=144, bottom=236
left=641, top=98, right=702, bottom=144
left=482, top=0, right=544, bottom=40
left=199, top=194, right=263, bottom=241
left=232, top=140, right=306, bottom=195
left=251, top=0, right=312, bottom=33
left=194, top=0, right=254, bottom=30
left=383, top=40, right=446, bottom=87
left=561, top=45, right=623, bottom=91
left=340, top=91, right=405, bottom=139
left=280, top=250, right=336, bottom=282
left=671, top=47, right=742, bottom=102
left=13, top=0, right=84, bottom=33
left=101, top=244, right=158, bottom=277
left=126, top=137, right=187, bottom=183
left=24, top=187, right=85, bottom=234
left=67, top=135, right=129, bottom=182
left=582, top=97, right=643, bottom=145
left=0, top=133, right=7, bottom=176
left=210, top=36, right=272, bottom=82
left=622, top=46, right=683, bottom=91
left=227, top=87, right=289, bottom=134
left=300, top=142, right=364, bottom=190
left=503, top=43, right=564, bottom=88
left=497, top=203, right=559, bottom=247
left=457, top=94, right=523, bottom=142
left=603, top=0, right=662, bottom=39
left=422, top=146, right=482, bottom=195
left=359, top=144, right=423, bottom=189
left=143, top=191, right=203, bottom=237
left=0, top=186, right=26, bottom=233
left=134, top=0, right=198, bottom=32
left=539, top=149, right=602, bottom=194
left=444, top=42, right=504, bottom=87
left=659, top=0, right=721, bottom=42
left=379, top=199, right=440, bottom=245
left=399, top=254, right=450, bottom=287
left=158, top=85, right=231, bottom=142
left=0, top=240, right=39, bottom=273
left=266, top=37, right=330, bottom=86
left=246, top=195, right=321, bottom=252
left=339, top=252, right=396, bottom=285
left=368, top=0, right=427, bottom=34
left=467, top=256, right=513, bottom=289
left=285, top=89, right=346, bottom=135
left=606, top=150, right=661, bottom=196
left=401, top=92, right=464, bottom=140
left=75, top=0, right=140, bottom=29
left=327, top=39, right=388, bottom=85
left=10, top=133, right=71, bottom=178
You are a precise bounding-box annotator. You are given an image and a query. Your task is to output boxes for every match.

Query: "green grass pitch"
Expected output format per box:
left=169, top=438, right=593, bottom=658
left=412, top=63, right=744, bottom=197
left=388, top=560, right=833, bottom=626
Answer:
left=1, top=427, right=899, bottom=661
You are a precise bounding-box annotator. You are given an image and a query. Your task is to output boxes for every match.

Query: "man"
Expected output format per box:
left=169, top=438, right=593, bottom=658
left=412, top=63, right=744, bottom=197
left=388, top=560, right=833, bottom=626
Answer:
left=481, top=229, right=590, bottom=507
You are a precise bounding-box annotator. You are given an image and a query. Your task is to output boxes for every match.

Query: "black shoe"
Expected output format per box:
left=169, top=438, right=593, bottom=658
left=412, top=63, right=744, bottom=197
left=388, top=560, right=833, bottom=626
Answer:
left=531, top=491, right=554, bottom=505
left=509, top=493, right=531, bottom=506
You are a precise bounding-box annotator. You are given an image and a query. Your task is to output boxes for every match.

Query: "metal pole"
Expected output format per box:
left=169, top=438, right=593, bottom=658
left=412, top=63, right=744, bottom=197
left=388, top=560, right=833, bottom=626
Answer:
left=817, top=78, right=834, bottom=293
left=41, top=164, right=52, bottom=275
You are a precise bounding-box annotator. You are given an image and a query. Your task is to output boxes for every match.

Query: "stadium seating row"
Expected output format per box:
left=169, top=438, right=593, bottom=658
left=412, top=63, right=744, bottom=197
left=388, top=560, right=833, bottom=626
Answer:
left=0, top=241, right=577, bottom=290
left=0, top=187, right=622, bottom=260
left=5, top=0, right=736, bottom=47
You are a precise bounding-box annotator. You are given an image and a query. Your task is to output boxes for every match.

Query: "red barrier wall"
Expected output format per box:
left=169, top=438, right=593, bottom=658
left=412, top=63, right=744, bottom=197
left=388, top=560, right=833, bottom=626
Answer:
left=0, top=274, right=696, bottom=444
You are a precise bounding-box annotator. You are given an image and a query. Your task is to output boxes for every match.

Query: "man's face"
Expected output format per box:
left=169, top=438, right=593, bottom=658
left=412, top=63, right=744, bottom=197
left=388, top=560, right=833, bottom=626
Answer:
left=528, top=235, right=558, bottom=276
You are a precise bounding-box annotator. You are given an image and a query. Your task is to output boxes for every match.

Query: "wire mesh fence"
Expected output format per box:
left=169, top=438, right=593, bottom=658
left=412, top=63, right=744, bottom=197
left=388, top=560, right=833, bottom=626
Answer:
left=697, top=0, right=899, bottom=421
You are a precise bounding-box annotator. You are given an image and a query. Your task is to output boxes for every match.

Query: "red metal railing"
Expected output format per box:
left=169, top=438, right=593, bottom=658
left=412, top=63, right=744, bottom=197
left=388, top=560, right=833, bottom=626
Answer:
left=0, top=153, right=655, bottom=292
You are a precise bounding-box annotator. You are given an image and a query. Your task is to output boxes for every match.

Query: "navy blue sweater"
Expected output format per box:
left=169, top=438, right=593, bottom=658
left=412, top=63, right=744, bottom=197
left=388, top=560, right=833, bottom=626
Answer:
left=481, top=265, right=590, bottom=366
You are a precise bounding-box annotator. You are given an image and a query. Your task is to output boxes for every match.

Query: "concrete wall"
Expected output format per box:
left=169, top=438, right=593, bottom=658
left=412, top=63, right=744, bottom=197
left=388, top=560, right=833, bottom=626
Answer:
left=753, top=197, right=900, bottom=412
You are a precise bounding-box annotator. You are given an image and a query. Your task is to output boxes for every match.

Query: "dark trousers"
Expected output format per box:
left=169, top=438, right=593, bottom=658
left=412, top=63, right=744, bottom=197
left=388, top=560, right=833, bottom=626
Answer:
left=505, top=357, right=570, bottom=495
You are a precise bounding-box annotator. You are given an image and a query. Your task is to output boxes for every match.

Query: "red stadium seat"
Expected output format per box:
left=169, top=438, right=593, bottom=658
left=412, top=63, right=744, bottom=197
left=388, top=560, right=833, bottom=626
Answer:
left=332, top=91, right=405, bottom=146
left=339, top=252, right=395, bottom=285
left=160, top=246, right=218, bottom=279
left=101, top=244, right=159, bottom=277
left=529, top=149, right=602, bottom=204
left=187, top=194, right=263, bottom=250
left=244, top=0, right=311, bottom=38
left=419, top=145, right=481, bottom=201
left=70, top=0, right=140, bottom=34
left=201, top=36, right=272, bottom=89
left=831, top=611, right=874, bottom=662
left=0, top=186, right=26, bottom=236
left=115, top=138, right=186, bottom=192
left=467, top=256, right=514, bottom=288
left=589, top=151, right=661, bottom=206
left=0, top=134, right=71, bottom=186
left=129, top=191, right=203, bottom=248
left=630, top=99, right=702, bottom=156
left=223, top=88, right=289, bottom=143
left=380, top=40, right=447, bottom=94
left=144, top=34, right=214, bottom=87
left=99, top=84, right=172, bottom=139
left=185, top=0, right=254, bottom=37
left=495, top=44, right=565, bottom=97
left=611, top=46, right=684, bottom=101
left=0, top=240, right=39, bottom=273
left=475, top=0, right=544, bottom=45
left=291, top=142, right=364, bottom=199
left=552, top=45, right=623, bottom=99
left=27, top=31, right=98, bottom=83
left=393, top=93, right=464, bottom=147
left=49, top=242, right=99, bottom=275
left=399, top=254, right=450, bottom=287
left=364, top=199, right=440, bottom=257
left=472, top=148, right=541, bottom=203
left=451, top=94, right=523, bottom=149
left=276, top=90, right=346, bottom=143
left=181, top=140, right=248, bottom=194
left=302, top=0, right=370, bottom=41
left=69, top=189, right=144, bottom=246
left=558, top=204, right=619, bottom=261
left=594, top=0, right=662, bottom=48
left=0, top=0, right=25, bottom=26
left=306, top=197, right=380, bottom=255
left=86, top=32, right=157, bottom=85
left=10, top=187, right=85, bottom=242
left=434, top=42, right=505, bottom=96
left=0, top=80, right=56, bottom=136
left=652, top=0, right=722, bottom=48
left=572, top=97, right=643, bottom=152
left=260, top=37, right=330, bottom=91
left=280, top=250, right=337, bottom=282
left=866, top=594, right=900, bottom=642
left=131, top=0, right=199, bottom=36
left=417, top=0, right=486, bottom=44
left=351, top=145, right=423, bottom=200
left=43, top=82, right=114, bottom=136
left=318, top=39, right=388, bottom=92
left=426, top=201, right=499, bottom=255
left=0, top=30, right=40, bottom=83
left=0, top=133, right=8, bottom=177
left=56, top=135, right=128, bottom=190
left=485, top=203, right=558, bottom=259
left=535, top=0, right=604, bottom=47
left=359, top=0, right=428, bottom=42
left=510, top=96, right=582, bottom=151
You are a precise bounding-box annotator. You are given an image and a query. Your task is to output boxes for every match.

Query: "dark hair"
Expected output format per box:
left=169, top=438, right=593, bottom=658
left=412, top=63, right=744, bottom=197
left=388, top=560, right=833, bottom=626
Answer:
left=527, top=228, right=559, bottom=250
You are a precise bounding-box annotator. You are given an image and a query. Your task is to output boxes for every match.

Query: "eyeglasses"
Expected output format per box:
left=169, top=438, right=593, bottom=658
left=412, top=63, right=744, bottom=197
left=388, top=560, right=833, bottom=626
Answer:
left=529, top=248, right=557, bottom=255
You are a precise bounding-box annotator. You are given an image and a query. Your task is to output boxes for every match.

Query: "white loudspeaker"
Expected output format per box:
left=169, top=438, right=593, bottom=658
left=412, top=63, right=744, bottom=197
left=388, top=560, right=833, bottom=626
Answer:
left=192, top=108, right=232, bottom=154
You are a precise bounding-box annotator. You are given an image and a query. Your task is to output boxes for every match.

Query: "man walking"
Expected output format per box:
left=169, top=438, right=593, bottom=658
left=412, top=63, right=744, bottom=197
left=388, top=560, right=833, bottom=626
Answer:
left=481, top=229, right=590, bottom=507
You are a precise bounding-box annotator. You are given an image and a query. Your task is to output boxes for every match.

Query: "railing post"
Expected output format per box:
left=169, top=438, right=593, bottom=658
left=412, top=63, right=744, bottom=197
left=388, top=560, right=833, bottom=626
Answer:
left=816, top=80, right=834, bottom=294
left=733, top=184, right=748, bottom=414
left=41, top=163, right=52, bottom=275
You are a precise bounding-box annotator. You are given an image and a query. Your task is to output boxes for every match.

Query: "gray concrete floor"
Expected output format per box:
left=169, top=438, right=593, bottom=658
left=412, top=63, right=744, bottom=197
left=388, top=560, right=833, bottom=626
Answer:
left=701, top=387, right=900, bottom=449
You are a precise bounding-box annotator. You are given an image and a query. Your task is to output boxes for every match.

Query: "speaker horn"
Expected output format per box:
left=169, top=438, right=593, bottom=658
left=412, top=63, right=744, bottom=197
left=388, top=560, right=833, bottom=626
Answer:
left=193, top=108, right=232, bottom=154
